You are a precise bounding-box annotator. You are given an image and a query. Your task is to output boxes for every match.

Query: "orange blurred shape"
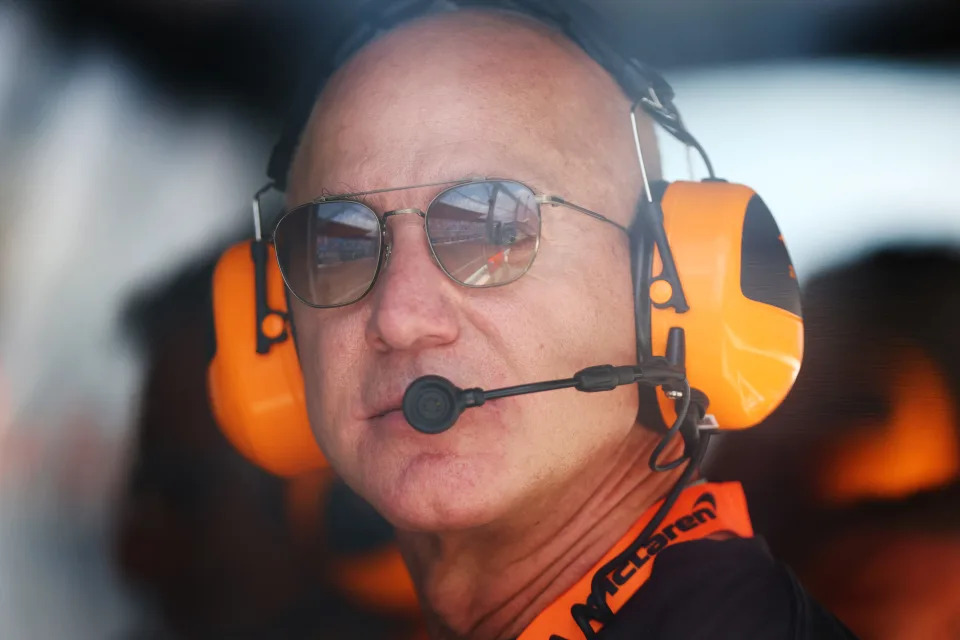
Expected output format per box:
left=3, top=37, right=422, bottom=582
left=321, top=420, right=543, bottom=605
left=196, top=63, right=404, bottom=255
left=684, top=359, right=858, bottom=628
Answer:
left=820, top=349, right=960, bottom=504
left=331, top=546, right=420, bottom=616
left=285, top=471, right=421, bottom=616
left=285, top=469, right=336, bottom=545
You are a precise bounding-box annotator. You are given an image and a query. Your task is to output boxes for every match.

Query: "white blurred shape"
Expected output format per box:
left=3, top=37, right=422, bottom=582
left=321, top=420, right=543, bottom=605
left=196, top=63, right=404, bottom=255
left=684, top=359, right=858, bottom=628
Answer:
left=0, top=5, right=268, bottom=639
left=661, top=62, right=960, bottom=281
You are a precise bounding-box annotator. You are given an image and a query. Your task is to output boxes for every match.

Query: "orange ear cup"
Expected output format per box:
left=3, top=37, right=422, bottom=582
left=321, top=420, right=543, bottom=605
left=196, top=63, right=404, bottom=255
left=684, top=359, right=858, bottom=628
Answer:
left=651, top=181, right=804, bottom=429
left=208, top=241, right=326, bottom=476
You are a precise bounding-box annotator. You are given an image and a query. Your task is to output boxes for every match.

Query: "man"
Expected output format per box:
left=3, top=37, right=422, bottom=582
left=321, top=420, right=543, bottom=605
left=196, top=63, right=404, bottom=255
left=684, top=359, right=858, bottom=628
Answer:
left=268, top=4, right=853, bottom=638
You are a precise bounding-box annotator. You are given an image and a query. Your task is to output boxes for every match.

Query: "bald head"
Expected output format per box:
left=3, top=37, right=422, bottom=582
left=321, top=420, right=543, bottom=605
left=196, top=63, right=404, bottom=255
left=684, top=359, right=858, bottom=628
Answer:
left=289, top=9, right=657, bottom=225
left=287, top=8, right=661, bottom=532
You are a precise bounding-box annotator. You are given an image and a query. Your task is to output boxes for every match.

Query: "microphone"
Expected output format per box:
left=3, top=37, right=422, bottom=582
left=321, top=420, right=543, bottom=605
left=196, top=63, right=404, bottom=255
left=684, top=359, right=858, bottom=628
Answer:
left=402, top=362, right=685, bottom=434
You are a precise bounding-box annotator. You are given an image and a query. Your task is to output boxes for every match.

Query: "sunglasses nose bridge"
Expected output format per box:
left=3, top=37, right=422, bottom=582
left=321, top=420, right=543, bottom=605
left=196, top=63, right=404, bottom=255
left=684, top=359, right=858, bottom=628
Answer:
left=381, top=207, right=426, bottom=220
left=380, top=207, right=430, bottom=269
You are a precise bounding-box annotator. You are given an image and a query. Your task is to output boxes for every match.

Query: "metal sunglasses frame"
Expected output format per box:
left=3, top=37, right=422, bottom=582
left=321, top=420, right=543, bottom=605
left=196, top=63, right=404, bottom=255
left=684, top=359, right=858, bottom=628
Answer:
left=255, top=177, right=629, bottom=309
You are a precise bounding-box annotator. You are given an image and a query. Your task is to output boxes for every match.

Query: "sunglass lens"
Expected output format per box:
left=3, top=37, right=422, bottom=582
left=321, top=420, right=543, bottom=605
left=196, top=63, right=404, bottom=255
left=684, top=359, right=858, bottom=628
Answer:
left=426, top=180, right=540, bottom=287
left=274, top=201, right=381, bottom=307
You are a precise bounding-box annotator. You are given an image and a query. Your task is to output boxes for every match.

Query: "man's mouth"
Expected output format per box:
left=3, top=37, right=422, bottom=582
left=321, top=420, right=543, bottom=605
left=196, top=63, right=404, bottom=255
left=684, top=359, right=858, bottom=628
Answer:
left=371, top=407, right=400, bottom=419
left=364, top=392, right=405, bottom=420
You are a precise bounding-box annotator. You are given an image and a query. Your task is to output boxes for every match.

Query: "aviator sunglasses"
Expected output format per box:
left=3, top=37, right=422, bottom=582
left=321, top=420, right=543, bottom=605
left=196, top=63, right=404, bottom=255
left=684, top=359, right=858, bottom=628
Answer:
left=271, top=178, right=628, bottom=308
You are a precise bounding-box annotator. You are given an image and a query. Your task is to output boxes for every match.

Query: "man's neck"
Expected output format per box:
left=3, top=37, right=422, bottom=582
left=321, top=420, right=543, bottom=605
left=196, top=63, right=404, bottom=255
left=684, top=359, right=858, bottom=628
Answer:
left=396, top=427, right=686, bottom=640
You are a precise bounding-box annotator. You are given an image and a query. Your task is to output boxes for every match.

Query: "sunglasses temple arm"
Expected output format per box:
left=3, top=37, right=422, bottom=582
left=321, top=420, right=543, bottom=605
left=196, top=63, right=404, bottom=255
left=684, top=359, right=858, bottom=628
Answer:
left=539, top=196, right=629, bottom=234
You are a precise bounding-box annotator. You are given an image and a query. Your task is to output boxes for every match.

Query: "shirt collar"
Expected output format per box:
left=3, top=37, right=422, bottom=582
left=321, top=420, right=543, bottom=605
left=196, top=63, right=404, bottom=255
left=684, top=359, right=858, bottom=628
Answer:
left=518, top=481, right=753, bottom=640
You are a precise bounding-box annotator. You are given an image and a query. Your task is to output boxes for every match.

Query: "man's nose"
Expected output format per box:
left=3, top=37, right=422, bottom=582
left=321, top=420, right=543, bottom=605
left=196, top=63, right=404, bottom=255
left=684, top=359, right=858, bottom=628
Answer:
left=365, top=218, right=461, bottom=353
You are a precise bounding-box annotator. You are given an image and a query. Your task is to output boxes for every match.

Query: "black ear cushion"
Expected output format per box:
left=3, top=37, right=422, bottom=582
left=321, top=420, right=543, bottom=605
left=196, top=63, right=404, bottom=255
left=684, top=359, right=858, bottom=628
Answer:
left=631, top=181, right=671, bottom=434
left=204, top=275, right=218, bottom=365
left=285, top=285, right=299, bottom=356
left=637, top=386, right=669, bottom=434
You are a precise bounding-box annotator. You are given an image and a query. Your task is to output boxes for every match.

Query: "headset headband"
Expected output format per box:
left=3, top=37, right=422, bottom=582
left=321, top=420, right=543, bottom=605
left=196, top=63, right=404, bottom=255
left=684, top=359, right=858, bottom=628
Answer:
left=266, top=0, right=697, bottom=190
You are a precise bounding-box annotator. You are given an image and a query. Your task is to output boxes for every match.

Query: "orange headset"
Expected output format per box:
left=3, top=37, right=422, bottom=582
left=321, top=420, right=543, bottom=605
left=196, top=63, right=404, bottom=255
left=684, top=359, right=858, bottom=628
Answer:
left=206, top=1, right=804, bottom=477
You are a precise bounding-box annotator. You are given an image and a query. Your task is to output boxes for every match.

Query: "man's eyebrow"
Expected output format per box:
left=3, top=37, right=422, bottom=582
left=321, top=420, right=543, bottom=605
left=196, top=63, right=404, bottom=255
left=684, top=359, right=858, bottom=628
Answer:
left=328, top=192, right=373, bottom=205
left=306, top=176, right=465, bottom=205
left=300, top=174, right=556, bottom=208
left=288, top=186, right=375, bottom=210
left=315, top=184, right=368, bottom=201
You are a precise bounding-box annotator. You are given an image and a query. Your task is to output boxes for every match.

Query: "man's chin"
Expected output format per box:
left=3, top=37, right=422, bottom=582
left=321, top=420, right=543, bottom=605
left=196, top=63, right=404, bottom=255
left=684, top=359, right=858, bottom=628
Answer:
left=367, top=451, right=510, bottom=532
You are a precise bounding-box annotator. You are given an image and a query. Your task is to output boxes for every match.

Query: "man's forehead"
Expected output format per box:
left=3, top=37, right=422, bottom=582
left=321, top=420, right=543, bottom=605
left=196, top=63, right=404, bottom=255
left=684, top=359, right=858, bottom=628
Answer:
left=294, top=137, right=560, bottom=205
left=287, top=9, right=646, bottom=220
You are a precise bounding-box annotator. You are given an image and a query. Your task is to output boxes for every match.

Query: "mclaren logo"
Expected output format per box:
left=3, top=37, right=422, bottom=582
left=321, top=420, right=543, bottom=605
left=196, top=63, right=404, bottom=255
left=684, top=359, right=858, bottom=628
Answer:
left=694, top=491, right=717, bottom=510
left=607, top=492, right=717, bottom=588
left=568, top=492, right=719, bottom=637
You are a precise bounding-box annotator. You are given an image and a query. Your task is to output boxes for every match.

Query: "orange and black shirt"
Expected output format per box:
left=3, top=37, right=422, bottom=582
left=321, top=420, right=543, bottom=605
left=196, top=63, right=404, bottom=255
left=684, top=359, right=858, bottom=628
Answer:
left=516, top=482, right=856, bottom=640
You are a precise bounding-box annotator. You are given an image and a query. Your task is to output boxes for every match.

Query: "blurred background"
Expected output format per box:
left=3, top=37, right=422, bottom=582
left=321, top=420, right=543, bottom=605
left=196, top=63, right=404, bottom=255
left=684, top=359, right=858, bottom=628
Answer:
left=0, top=0, right=958, bottom=638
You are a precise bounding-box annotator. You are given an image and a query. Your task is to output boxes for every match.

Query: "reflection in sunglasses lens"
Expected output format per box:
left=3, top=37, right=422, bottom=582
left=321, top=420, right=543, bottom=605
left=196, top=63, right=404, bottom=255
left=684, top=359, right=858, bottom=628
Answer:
left=275, top=201, right=381, bottom=307
left=427, top=181, right=540, bottom=287
left=274, top=180, right=542, bottom=308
